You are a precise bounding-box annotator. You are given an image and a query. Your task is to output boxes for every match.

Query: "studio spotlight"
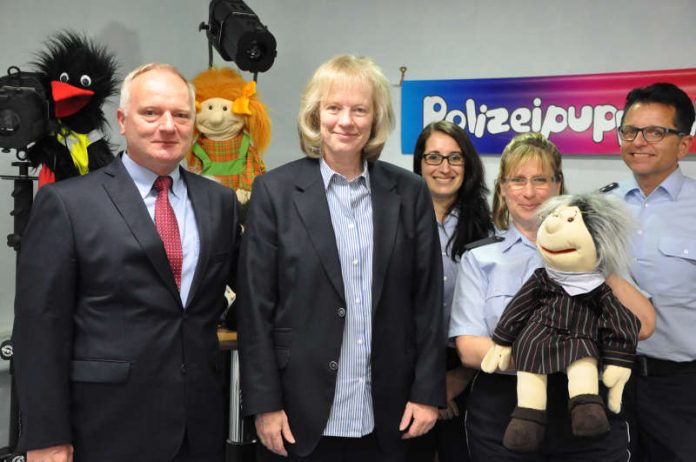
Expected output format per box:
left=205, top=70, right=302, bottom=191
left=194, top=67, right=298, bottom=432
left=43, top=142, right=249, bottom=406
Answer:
left=204, top=0, right=277, bottom=74
left=0, top=67, right=49, bottom=150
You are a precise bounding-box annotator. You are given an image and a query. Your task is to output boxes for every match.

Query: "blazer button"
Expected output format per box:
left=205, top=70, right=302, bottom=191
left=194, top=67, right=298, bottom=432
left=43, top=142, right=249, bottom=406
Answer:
left=329, top=360, right=338, bottom=371
left=337, top=307, right=346, bottom=318
left=180, top=364, right=187, bottom=374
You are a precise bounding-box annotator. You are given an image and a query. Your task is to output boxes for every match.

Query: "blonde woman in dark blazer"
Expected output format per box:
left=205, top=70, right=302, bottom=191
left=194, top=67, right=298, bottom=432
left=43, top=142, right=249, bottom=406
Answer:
left=237, top=55, right=445, bottom=462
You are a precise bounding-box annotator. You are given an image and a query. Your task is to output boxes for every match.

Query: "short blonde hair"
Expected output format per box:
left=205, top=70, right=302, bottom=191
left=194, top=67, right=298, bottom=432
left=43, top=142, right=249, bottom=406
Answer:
left=492, top=132, right=567, bottom=230
left=297, top=54, right=395, bottom=161
left=119, top=62, right=196, bottom=114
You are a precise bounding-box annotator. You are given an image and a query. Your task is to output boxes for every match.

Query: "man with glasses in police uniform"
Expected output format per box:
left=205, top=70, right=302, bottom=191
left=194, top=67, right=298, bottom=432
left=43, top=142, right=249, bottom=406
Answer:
left=609, top=82, right=696, bottom=461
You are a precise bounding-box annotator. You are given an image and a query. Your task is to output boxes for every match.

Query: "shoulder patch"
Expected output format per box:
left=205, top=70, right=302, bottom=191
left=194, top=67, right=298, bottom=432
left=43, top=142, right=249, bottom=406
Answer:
left=598, top=182, right=619, bottom=193
left=464, top=235, right=504, bottom=252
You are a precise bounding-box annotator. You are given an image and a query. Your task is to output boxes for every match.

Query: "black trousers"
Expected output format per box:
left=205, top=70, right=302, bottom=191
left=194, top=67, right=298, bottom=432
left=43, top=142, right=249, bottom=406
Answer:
left=405, top=389, right=470, bottom=462
left=256, top=432, right=404, bottom=462
left=170, top=430, right=224, bottom=462
left=466, top=372, right=631, bottom=462
left=624, top=357, right=696, bottom=462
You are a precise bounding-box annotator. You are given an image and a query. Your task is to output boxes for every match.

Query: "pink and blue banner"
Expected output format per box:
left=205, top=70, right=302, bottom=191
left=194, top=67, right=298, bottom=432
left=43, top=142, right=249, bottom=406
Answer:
left=401, top=68, right=696, bottom=155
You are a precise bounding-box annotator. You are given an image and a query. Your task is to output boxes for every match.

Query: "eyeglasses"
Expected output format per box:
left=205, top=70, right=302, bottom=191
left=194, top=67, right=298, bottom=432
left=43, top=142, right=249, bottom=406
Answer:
left=503, top=176, right=556, bottom=190
left=618, top=125, right=686, bottom=142
left=422, top=152, right=465, bottom=166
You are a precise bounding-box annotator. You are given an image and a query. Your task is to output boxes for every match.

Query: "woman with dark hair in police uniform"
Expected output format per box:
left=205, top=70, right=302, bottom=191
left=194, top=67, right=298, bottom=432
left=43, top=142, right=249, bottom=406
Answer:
left=408, top=120, right=494, bottom=462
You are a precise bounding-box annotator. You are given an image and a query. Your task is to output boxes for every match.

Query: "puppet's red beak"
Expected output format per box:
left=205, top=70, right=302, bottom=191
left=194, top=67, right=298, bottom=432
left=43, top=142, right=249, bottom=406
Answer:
left=51, top=81, right=94, bottom=118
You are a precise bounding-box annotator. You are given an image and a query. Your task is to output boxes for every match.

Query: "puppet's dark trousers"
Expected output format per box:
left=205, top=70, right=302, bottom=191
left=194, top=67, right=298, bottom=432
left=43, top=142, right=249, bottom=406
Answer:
left=624, top=356, right=696, bottom=462
left=465, top=371, right=631, bottom=462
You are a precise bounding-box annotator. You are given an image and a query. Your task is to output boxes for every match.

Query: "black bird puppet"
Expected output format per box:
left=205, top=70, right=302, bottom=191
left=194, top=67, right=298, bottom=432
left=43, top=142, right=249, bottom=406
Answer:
left=27, top=31, right=118, bottom=187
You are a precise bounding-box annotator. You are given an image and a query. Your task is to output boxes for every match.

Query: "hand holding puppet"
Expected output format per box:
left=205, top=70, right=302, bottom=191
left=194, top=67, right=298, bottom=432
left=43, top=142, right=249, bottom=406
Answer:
left=27, top=31, right=118, bottom=187
left=481, top=193, right=640, bottom=452
left=187, top=67, right=271, bottom=205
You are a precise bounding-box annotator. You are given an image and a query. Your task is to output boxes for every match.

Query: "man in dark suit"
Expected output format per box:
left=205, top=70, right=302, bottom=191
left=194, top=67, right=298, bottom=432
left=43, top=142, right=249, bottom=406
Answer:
left=12, top=63, right=241, bottom=462
left=237, top=55, right=445, bottom=461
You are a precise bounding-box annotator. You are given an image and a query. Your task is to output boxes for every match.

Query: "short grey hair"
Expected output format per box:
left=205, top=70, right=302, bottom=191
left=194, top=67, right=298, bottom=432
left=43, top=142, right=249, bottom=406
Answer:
left=537, top=193, right=636, bottom=276
left=119, top=62, right=196, bottom=114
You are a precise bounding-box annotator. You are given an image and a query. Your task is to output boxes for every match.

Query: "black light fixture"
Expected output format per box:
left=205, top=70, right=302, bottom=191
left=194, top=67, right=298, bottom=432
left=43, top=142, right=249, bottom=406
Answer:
left=0, top=67, right=49, bottom=150
left=202, top=0, right=277, bottom=76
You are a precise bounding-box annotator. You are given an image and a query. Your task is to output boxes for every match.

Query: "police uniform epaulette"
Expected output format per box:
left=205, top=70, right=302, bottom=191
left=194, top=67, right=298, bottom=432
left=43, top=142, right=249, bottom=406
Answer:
left=598, top=182, right=619, bottom=193
left=464, top=235, right=504, bottom=251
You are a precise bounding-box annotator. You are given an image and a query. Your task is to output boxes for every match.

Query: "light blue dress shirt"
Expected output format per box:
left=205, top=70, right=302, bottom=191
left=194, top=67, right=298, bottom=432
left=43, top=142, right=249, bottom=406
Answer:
left=448, top=225, right=542, bottom=342
left=439, top=210, right=459, bottom=344
left=612, top=168, right=696, bottom=361
left=122, top=153, right=200, bottom=306
left=319, top=158, right=375, bottom=437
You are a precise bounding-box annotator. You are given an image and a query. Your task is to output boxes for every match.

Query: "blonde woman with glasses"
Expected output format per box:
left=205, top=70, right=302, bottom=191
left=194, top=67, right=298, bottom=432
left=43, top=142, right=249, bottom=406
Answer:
left=448, top=132, right=654, bottom=461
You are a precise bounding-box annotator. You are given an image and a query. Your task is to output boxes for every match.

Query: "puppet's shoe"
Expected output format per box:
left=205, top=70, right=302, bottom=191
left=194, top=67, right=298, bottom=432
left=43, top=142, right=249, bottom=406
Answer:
left=503, top=407, right=547, bottom=453
left=569, top=394, right=610, bottom=437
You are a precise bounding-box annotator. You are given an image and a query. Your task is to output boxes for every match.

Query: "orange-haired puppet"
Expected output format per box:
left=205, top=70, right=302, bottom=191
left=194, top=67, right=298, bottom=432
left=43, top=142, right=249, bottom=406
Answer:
left=187, top=67, right=271, bottom=205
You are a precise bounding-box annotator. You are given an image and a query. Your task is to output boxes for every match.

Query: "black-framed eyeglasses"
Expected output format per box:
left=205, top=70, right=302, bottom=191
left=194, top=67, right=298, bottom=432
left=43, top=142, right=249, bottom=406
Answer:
left=618, top=125, right=686, bottom=142
left=422, top=152, right=465, bottom=166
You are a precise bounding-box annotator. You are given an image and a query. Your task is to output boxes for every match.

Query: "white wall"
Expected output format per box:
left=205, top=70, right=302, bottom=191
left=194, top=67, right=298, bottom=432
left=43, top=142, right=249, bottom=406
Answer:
left=1, top=0, right=695, bottom=337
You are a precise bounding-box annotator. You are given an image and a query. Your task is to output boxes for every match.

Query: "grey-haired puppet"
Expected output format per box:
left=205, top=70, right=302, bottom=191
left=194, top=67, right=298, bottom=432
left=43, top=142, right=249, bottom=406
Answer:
left=481, top=193, right=640, bottom=453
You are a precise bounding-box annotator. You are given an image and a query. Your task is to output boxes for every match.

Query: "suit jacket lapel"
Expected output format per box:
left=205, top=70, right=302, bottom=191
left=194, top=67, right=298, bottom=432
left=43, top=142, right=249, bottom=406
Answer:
left=369, top=162, right=399, bottom=313
left=293, top=159, right=346, bottom=302
left=182, top=168, right=212, bottom=307
left=101, top=157, right=181, bottom=303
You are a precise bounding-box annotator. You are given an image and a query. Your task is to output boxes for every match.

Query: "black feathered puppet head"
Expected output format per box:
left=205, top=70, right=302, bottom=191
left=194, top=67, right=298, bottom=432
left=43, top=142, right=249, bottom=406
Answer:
left=33, top=31, right=118, bottom=134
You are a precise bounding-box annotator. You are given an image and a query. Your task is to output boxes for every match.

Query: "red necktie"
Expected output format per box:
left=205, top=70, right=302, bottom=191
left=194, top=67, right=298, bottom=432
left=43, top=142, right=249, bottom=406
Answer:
left=153, top=176, right=183, bottom=289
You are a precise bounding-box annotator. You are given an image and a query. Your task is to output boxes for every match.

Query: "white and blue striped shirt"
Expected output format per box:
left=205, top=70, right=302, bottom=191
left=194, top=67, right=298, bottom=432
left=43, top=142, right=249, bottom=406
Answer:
left=319, top=157, right=375, bottom=437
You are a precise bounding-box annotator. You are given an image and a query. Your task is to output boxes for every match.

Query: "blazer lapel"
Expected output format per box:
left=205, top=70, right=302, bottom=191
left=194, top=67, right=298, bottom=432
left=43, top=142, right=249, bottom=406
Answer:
left=369, top=162, right=400, bottom=313
left=101, top=157, right=182, bottom=303
left=293, top=159, right=345, bottom=302
left=181, top=168, right=212, bottom=307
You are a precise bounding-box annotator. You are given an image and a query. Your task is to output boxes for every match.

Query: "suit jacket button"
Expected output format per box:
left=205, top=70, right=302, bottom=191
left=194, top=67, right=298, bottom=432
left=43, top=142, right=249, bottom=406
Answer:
left=180, top=364, right=187, bottom=374
left=329, top=360, right=338, bottom=371
left=337, top=307, right=346, bottom=318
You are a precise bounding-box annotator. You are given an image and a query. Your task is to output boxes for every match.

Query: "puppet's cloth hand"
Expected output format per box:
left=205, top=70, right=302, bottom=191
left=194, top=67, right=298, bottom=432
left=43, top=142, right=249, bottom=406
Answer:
left=481, top=343, right=512, bottom=373
left=602, top=364, right=632, bottom=413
